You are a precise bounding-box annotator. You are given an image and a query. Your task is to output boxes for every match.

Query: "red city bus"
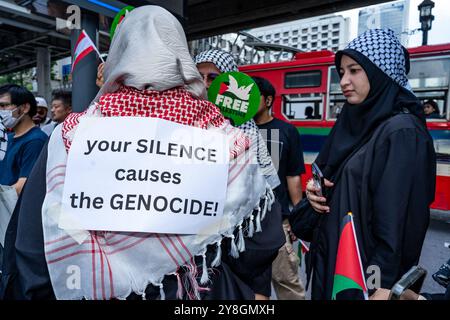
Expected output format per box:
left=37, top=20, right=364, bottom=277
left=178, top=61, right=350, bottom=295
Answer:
left=240, top=43, right=450, bottom=213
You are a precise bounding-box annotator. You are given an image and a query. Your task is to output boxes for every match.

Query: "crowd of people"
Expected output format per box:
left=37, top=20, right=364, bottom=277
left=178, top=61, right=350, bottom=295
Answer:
left=0, top=87, right=72, bottom=190
left=0, top=5, right=448, bottom=301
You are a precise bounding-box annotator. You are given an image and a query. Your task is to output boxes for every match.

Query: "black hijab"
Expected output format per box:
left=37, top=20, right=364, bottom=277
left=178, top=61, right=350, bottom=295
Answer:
left=316, top=29, right=425, bottom=179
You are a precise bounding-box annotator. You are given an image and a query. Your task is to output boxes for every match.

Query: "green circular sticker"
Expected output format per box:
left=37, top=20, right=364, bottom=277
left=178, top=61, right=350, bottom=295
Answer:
left=208, top=72, right=260, bottom=126
left=110, top=6, right=135, bottom=41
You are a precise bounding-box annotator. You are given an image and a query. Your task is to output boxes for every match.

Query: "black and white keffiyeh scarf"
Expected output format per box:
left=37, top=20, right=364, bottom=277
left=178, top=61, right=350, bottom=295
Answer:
left=239, top=120, right=280, bottom=189
left=194, top=49, right=238, bottom=73
left=344, top=28, right=411, bottom=91
left=194, top=49, right=280, bottom=189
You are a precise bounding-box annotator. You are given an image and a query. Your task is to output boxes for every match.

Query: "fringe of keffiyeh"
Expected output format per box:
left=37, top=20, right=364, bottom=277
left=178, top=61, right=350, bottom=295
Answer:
left=211, top=240, right=222, bottom=267
left=200, top=249, right=210, bottom=285
left=183, top=260, right=201, bottom=300
left=230, top=186, right=275, bottom=258
left=168, top=186, right=275, bottom=300
left=175, top=272, right=184, bottom=299
left=50, top=187, right=275, bottom=301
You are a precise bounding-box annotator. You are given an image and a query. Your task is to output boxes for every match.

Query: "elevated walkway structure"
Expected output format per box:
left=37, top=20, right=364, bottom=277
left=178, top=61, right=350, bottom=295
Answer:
left=0, top=0, right=392, bottom=110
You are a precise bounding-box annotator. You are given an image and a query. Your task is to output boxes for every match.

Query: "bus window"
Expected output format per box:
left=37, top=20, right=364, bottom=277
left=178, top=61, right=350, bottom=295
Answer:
left=417, top=94, right=447, bottom=120
left=327, top=66, right=345, bottom=119
left=282, top=93, right=323, bottom=120
left=409, top=57, right=450, bottom=121
left=285, top=70, right=322, bottom=88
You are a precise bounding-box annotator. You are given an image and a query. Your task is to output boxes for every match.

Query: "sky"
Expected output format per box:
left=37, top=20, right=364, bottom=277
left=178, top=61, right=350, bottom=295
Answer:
left=340, top=0, right=450, bottom=47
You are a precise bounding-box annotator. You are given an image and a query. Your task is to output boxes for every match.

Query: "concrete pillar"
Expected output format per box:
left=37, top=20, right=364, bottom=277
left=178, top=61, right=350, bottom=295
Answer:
left=71, top=10, right=99, bottom=112
left=36, top=47, right=52, bottom=104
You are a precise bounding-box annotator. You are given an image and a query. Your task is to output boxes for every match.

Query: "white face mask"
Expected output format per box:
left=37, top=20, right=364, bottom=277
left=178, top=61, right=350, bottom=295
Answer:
left=0, top=107, right=23, bottom=129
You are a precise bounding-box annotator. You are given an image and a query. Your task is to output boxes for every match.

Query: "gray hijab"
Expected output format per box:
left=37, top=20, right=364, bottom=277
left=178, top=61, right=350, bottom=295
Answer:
left=94, top=5, right=206, bottom=102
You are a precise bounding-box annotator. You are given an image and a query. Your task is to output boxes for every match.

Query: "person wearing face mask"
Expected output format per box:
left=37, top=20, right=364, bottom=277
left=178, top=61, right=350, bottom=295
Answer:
left=290, top=29, right=436, bottom=300
left=0, top=84, right=48, bottom=195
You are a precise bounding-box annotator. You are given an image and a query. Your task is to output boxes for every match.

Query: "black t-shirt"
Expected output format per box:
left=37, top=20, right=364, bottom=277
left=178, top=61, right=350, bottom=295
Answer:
left=257, top=118, right=305, bottom=217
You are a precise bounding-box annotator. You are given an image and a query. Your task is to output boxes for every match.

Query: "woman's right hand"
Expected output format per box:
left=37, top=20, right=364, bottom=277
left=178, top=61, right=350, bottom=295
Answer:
left=96, top=62, right=105, bottom=88
left=305, top=178, right=334, bottom=214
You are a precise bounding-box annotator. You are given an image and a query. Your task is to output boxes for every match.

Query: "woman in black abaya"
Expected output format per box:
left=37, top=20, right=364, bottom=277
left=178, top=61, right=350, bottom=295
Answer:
left=290, top=29, right=436, bottom=300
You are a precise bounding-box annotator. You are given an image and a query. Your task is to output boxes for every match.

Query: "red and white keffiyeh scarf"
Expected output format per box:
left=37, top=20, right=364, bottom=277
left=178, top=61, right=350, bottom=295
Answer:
left=42, top=86, right=273, bottom=299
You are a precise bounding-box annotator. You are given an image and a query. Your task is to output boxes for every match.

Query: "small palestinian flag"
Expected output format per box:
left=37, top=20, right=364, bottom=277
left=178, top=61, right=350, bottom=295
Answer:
left=297, top=240, right=309, bottom=267
left=331, top=212, right=368, bottom=300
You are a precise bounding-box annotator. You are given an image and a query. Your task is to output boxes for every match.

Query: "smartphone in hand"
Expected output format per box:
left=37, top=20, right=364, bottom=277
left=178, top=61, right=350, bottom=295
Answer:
left=389, top=265, right=427, bottom=300
left=311, top=163, right=325, bottom=197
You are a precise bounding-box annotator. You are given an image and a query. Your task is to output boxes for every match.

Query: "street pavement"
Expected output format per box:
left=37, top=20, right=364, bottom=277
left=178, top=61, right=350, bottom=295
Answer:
left=418, top=218, right=450, bottom=295
left=281, top=218, right=450, bottom=300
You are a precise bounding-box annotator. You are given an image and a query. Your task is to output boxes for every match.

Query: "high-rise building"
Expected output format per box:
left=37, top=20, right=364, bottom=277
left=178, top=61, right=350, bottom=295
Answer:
left=189, top=14, right=350, bottom=64
left=358, top=0, right=410, bottom=46
left=249, top=14, right=350, bottom=59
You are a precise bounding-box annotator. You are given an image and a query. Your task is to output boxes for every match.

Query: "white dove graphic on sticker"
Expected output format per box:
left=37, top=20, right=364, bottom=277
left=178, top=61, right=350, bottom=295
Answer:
left=225, top=75, right=254, bottom=101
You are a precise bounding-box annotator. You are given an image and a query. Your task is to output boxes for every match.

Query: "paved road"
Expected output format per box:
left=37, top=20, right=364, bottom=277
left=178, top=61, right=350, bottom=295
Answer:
left=291, top=218, right=450, bottom=299
left=418, top=219, right=450, bottom=295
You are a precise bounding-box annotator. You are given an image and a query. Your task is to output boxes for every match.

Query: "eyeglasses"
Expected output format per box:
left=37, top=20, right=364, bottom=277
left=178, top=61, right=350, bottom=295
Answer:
left=200, top=72, right=220, bottom=83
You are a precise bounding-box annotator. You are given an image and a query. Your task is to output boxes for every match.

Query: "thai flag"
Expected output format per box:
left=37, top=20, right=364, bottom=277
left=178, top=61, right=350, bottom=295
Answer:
left=71, top=30, right=102, bottom=72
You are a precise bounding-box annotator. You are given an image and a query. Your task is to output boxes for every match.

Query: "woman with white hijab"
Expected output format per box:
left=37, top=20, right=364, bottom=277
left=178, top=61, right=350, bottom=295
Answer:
left=1, top=6, right=277, bottom=300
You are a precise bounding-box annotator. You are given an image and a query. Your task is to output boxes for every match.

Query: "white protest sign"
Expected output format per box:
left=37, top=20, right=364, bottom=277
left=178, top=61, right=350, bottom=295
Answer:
left=59, top=117, right=229, bottom=235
